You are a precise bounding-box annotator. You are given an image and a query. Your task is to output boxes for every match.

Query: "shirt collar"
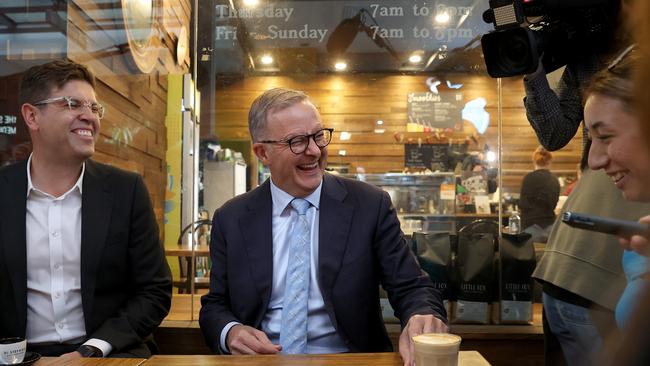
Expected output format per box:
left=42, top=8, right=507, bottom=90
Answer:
left=269, top=178, right=322, bottom=216
left=26, top=154, right=85, bottom=198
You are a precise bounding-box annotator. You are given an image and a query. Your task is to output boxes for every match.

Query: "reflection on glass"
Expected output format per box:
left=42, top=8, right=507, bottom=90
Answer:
left=0, top=0, right=588, bottom=326
left=124, top=0, right=155, bottom=49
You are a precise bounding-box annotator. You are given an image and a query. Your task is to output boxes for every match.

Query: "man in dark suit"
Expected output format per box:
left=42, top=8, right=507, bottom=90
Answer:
left=199, top=88, right=447, bottom=366
left=0, top=60, right=171, bottom=359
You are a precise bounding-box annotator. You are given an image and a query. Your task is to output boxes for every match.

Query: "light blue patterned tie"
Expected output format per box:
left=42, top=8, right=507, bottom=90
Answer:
left=280, top=198, right=311, bottom=354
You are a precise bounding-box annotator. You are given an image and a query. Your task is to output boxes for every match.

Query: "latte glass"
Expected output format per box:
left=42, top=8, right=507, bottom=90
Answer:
left=412, top=333, right=461, bottom=366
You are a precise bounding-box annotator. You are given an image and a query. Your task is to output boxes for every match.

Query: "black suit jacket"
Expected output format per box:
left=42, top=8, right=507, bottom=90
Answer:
left=199, top=173, right=446, bottom=353
left=0, top=159, right=172, bottom=355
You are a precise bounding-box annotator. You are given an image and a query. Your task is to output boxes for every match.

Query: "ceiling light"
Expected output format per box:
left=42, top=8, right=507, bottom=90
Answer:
left=376, top=120, right=384, bottom=125
left=338, top=150, right=347, bottom=156
left=435, top=12, right=450, bottom=24
left=334, top=61, right=347, bottom=71
left=260, top=54, right=273, bottom=65
left=486, top=151, right=497, bottom=162
left=374, top=128, right=385, bottom=134
left=340, top=131, right=351, bottom=140
left=243, top=0, right=259, bottom=6
left=408, top=54, right=422, bottom=64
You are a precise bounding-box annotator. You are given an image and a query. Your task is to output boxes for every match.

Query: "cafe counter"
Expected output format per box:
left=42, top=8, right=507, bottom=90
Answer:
left=36, top=352, right=490, bottom=366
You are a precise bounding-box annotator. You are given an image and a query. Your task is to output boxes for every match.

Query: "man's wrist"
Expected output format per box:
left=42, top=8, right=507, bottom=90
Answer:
left=76, top=344, right=103, bottom=358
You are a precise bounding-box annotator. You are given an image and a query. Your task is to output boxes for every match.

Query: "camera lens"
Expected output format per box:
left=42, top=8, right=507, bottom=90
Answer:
left=497, top=33, right=532, bottom=72
left=481, top=27, right=538, bottom=77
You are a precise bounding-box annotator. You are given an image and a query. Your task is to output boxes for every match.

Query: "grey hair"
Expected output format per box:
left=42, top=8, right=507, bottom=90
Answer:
left=248, top=88, right=310, bottom=142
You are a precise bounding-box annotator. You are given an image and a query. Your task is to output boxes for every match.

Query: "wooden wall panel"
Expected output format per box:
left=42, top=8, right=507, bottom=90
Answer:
left=67, top=0, right=191, bottom=233
left=211, top=73, right=582, bottom=194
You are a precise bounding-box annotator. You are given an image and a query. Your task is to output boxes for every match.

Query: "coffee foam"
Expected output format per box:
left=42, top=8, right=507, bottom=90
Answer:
left=412, top=333, right=461, bottom=345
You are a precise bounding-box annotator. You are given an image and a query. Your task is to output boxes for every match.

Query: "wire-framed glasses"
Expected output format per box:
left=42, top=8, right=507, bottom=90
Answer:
left=260, top=128, right=333, bottom=154
left=607, top=44, right=636, bottom=73
left=33, top=96, right=105, bottom=119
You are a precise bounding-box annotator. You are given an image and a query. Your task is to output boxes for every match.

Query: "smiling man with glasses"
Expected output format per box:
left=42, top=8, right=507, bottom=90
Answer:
left=0, top=60, right=171, bottom=360
left=200, top=88, right=447, bottom=366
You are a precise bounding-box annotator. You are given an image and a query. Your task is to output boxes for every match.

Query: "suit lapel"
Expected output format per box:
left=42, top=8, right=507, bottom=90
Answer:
left=239, top=180, right=273, bottom=323
left=80, top=160, right=113, bottom=317
left=318, top=174, right=354, bottom=317
left=1, top=161, right=28, bottom=334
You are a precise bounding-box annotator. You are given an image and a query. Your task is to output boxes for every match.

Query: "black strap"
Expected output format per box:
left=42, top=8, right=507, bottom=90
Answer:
left=541, top=281, right=593, bottom=308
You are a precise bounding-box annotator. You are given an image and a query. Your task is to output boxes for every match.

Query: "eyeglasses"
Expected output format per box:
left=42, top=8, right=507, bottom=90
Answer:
left=260, top=128, right=333, bottom=154
left=33, top=96, right=105, bottom=119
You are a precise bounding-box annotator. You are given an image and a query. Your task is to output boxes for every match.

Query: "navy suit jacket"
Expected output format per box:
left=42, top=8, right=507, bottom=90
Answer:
left=0, top=160, right=172, bottom=356
left=199, top=173, right=446, bottom=353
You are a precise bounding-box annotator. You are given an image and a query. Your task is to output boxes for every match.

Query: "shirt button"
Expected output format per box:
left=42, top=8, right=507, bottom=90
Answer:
left=57, top=323, right=64, bottom=329
left=55, top=292, right=61, bottom=299
left=51, top=232, right=59, bottom=237
left=54, top=263, right=60, bottom=270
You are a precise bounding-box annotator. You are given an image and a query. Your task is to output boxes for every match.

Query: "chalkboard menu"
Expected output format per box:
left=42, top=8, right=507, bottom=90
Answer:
left=407, top=91, right=464, bottom=130
left=404, top=144, right=450, bottom=171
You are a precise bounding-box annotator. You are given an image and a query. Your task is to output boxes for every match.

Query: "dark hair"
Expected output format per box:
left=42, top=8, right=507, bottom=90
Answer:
left=19, top=60, right=96, bottom=105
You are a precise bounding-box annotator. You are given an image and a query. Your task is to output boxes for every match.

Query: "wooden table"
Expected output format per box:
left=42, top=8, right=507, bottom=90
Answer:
left=165, top=294, right=201, bottom=321
left=165, top=246, right=211, bottom=294
left=36, top=358, right=145, bottom=365
left=144, top=351, right=490, bottom=365
left=164, top=245, right=210, bottom=257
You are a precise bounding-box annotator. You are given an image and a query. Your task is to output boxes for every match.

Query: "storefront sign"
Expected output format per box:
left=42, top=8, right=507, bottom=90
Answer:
left=212, top=1, right=489, bottom=47
left=407, top=91, right=463, bottom=130
left=0, top=114, right=17, bottom=135
left=404, top=143, right=450, bottom=171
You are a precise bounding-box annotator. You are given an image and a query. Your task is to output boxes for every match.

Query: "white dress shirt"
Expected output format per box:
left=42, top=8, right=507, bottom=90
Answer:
left=220, top=179, right=348, bottom=353
left=25, top=155, right=112, bottom=356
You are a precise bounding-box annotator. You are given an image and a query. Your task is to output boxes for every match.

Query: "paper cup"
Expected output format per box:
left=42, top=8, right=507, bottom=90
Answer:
left=412, top=333, right=461, bottom=366
left=0, top=338, right=26, bottom=365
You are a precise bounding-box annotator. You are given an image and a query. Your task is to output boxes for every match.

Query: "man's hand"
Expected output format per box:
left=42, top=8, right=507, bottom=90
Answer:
left=226, top=324, right=281, bottom=355
left=398, top=314, right=448, bottom=366
left=619, top=215, right=650, bottom=257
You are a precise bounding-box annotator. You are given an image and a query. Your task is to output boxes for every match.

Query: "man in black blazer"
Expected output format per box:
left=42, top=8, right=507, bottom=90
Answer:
left=200, top=88, right=447, bottom=365
left=0, top=60, right=171, bottom=359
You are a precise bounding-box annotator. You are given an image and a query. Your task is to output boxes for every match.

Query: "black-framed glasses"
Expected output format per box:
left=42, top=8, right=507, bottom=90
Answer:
left=260, top=128, right=333, bottom=154
left=33, top=96, right=105, bottom=119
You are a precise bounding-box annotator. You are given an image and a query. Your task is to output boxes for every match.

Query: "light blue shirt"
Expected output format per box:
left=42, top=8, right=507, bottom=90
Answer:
left=615, top=250, right=650, bottom=329
left=220, top=179, right=348, bottom=354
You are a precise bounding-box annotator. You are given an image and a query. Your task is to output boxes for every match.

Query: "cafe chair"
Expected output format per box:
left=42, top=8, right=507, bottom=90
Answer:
left=173, top=219, right=212, bottom=294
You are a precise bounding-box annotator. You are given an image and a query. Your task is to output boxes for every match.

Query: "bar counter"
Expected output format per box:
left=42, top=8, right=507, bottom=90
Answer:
left=36, top=358, right=145, bottom=365
left=144, top=352, right=489, bottom=365
left=34, top=352, right=488, bottom=366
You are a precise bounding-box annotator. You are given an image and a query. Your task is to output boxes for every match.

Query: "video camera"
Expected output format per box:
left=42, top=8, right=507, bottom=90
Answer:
left=480, top=0, right=620, bottom=78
